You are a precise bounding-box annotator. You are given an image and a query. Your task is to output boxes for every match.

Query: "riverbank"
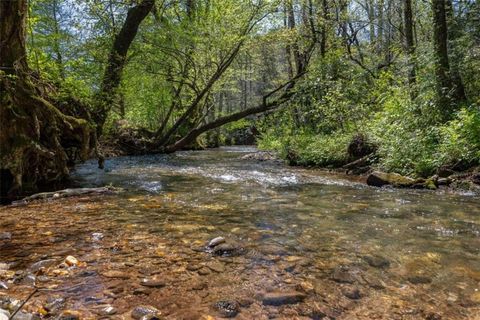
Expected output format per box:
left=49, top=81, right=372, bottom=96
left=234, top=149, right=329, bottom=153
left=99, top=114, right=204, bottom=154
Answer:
left=241, top=149, right=480, bottom=195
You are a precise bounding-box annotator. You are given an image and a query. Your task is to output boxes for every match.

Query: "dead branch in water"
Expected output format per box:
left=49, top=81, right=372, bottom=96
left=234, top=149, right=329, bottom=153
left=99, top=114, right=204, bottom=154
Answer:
left=12, top=187, right=121, bottom=205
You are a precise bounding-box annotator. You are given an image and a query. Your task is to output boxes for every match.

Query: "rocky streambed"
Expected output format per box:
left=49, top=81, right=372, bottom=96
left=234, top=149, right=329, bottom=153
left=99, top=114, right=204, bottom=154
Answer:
left=0, top=147, right=479, bottom=319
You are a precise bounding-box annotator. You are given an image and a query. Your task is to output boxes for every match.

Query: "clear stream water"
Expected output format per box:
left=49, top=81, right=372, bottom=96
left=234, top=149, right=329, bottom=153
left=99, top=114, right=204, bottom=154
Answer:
left=0, top=146, right=479, bottom=319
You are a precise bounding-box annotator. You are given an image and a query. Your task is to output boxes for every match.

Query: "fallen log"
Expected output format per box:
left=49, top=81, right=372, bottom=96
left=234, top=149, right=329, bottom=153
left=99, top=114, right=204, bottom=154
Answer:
left=12, top=186, right=120, bottom=205
left=342, top=155, right=370, bottom=170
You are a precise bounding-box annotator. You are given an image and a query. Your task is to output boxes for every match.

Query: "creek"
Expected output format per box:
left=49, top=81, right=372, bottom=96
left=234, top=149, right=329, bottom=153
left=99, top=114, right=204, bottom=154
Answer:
left=0, top=146, right=479, bottom=319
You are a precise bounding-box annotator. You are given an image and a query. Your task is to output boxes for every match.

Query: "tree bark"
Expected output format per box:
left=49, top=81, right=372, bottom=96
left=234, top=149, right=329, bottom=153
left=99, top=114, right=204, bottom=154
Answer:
left=445, top=0, right=466, bottom=102
left=377, top=0, right=384, bottom=54
left=284, top=0, right=301, bottom=127
left=404, top=0, right=416, bottom=97
left=94, top=0, right=155, bottom=136
left=284, top=2, right=294, bottom=79
left=1, top=0, right=96, bottom=202
left=51, top=0, right=65, bottom=80
left=320, top=0, right=328, bottom=58
left=432, top=0, right=453, bottom=113
left=0, top=0, right=29, bottom=70
left=367, top=0, right=375, bottom=44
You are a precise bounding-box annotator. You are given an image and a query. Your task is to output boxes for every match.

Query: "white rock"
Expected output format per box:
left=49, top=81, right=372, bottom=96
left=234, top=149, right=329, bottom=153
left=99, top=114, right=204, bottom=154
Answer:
left=208, top=237, right=225, bottom=248
left=0, top=309, right=10, bottom=320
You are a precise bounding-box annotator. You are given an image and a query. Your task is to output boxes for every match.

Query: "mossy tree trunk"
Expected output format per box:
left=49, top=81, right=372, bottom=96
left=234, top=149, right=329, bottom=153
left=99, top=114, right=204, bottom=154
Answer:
left=0, top=0, right=96, bottom=202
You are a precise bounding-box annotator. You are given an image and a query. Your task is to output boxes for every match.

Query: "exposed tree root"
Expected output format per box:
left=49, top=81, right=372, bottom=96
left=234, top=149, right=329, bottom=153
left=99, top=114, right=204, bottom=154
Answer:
left=0, top=73, right=101, bottom=202
left=1, top=0, right=103, bottom=203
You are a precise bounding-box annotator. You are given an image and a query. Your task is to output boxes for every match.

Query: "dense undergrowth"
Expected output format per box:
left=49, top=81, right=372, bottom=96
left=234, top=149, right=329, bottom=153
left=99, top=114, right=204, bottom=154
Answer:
left=257, top=49, right=480, bottom=178
left=259, top=105, right=480, bottom=177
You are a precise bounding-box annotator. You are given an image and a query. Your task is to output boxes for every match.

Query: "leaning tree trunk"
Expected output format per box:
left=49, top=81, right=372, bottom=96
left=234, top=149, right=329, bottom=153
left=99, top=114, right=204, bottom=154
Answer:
left=94, top=0, right=154, bottom=136
left=0, top=0, right=95, bottom=202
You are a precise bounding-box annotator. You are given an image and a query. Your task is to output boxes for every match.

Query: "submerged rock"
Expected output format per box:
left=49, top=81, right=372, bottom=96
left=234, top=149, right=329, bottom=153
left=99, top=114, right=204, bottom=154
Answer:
left=140, top=278, right=166, bottom=288
left=0, top=296, right=20, bottom=311
left=0, top=233, right=11, bottom=241
left=262, top=291, right=306, bottom=306
left=363, top=255, right=390, bottom=269
left=29, top=259, right=57, bottom=273
left=425, top=313, right=443, bottom=320
left=197, top=267, right=210, bottom=276
left=101, top=270, right=130, bottom=279
left=99, top=305, right=117, bottom=316
left=44, top=296, right=65, bottom=314
left=363, top=275, right=385, bottom=290
left=22, top=273, right=36, bottom=286
left=407, top=275, right=432, bottom=284
left=58, top=310, right=80, bottom=320
left=212, top=243, right=240, bottom=257
left=331, top=266, right=357, bottom=284
left=133, top=287, right=150, bottom=295
left=131, top=305, right=161, bottom=320
left=186, top=264, right=202, bottom=271
left=190, top=278, right=207, bottom=290
left=206, top=260, right=225, bottom=273
left=213, top=300, right=240, bottom=318
left=366, top=171, right=415, bottom=188
left=258, top=244, right=287, bottom=256
left=342, top=287, right=362, bottom=300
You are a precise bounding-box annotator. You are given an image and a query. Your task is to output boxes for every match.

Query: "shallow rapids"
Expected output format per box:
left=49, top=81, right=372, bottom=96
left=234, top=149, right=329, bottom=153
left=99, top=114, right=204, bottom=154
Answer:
left=0, top=147, right=479, bottom=319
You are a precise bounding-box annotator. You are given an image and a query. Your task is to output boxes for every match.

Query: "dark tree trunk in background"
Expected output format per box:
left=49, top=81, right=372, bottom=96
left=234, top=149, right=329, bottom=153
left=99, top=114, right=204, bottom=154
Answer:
left=0, top=0, right=29, bottom=70
left=285, top=0, right=301, bottom=127
left=186, top=0, right=195, bottom=18
left=0, top=0, right=95, bottom=202
left=95, top=0, right=154, bottom=135
left=432, top=0, right=456, bottom=115
left=404, top=0, right=416, bottom=97
left=367, top=0, right=375, bottom=44
left=52, top=0, right=65, bottom=80
left=284, top=1, right=294, bottom=78
left=320, top=0, right=328, bottom=58
left=445, top=0, right=466, bottom=102
left=377, top=0, right=384, bottom=54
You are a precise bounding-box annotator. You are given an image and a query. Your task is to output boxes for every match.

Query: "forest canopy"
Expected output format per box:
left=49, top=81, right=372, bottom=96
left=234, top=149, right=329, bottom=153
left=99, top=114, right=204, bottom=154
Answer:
left=1, top=0, right=479, bottom=199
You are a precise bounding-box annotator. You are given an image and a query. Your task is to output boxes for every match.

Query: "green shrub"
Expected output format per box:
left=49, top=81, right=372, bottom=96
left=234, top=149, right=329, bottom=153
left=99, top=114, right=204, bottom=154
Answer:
left=259, top=131, right=353, bottom=167
left=438, top=106, right=480, bottom=166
